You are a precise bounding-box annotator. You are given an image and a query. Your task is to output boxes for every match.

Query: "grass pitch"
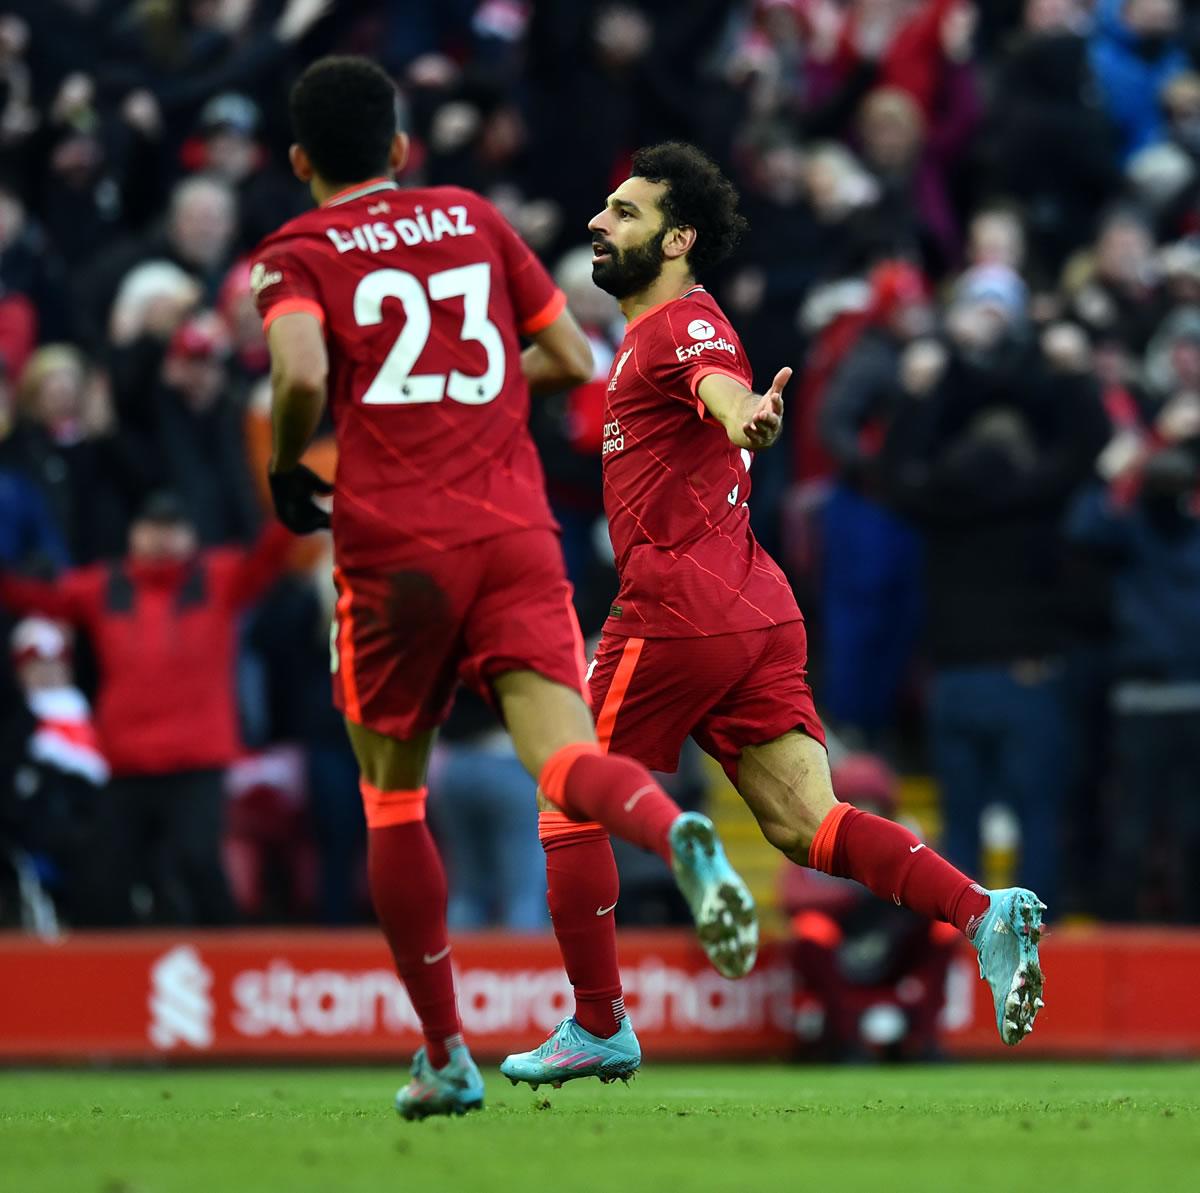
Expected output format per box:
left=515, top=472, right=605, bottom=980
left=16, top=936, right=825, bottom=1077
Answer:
left=2, top=1063, right=1197, bottom=1193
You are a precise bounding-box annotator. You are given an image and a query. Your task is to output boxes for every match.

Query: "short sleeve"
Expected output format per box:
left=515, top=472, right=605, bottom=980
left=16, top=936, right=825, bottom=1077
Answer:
left=477, top=199, right=565, bottom=336
left=251, top=243, right=326, bottom=332
left=661, top=303, right=753, bottom=411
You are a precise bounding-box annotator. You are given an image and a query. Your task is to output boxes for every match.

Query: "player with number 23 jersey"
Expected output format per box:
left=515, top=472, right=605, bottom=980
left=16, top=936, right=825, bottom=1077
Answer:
left=253, top=181, right=564, bottom=569
left=253, top=180, right=580, bottom=735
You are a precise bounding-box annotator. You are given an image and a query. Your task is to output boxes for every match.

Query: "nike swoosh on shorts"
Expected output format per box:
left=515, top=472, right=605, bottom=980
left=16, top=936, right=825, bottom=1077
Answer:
left=423, top=945, right=451, bottom=964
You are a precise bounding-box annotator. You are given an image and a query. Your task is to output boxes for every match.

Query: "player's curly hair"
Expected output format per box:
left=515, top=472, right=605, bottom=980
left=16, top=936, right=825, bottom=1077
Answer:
left=631, top=142, right=748, bottom=276
left=290, top=56, right=400, bottom=184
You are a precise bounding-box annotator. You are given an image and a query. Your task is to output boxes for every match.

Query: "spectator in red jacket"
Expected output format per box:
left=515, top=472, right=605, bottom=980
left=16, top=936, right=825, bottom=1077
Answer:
left=0, top=491, right=292, bottom=924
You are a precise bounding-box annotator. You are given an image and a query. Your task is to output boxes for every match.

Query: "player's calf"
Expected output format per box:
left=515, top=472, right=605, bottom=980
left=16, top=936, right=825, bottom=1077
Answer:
left=540, top=746, right=760, bottom=980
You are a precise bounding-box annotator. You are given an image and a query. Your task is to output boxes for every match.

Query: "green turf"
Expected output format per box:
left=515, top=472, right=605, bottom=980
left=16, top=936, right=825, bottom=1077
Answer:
left=2, top=1063, right=1197, bottom=1193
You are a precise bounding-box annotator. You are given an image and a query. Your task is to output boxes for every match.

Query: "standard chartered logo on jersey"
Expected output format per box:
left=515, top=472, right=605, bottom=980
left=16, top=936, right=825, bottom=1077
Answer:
left=602, top=417, right=625, bottom=458
left=148, top=945, right=215, bottom=1051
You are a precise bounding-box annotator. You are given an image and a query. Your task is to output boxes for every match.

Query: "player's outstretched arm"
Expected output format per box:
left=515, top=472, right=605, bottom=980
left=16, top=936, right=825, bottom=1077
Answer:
left=697, top=367, right=789, bottom=451
left=522, top=307, right=594, bottom=395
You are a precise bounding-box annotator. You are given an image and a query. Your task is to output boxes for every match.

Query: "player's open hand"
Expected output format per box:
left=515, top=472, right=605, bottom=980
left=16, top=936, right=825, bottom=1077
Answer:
left=268, top=464, right=333, bottom=534
left=742, top=367, right=789, bottom=450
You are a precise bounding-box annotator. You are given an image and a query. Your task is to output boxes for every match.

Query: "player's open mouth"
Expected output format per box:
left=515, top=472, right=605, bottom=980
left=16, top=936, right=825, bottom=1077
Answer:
left=592, top=241, right=612, bottom=264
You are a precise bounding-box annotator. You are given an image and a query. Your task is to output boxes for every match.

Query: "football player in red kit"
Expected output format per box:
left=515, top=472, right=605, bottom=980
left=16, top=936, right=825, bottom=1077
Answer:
left=256, top=60, right=758, bottom=1118
left=501, top=143, right=1045, bottom=1085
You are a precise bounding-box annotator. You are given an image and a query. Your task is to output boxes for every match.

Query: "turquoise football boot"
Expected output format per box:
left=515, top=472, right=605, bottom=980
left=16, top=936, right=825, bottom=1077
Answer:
left=500, top=1016, right=641, bottom=1090
left=669, top=812, right=758, bottom=979
left=394, top=1042, right=485, bottom=1120
left=973, top=887, right=1046, bottom=1045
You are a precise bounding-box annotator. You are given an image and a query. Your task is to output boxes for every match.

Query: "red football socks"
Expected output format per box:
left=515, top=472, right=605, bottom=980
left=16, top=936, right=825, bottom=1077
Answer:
left=539, top=743, right=678, bottom=863
left=363, top=783, right=463, bottom=1069
left=809, top=803, right=991, bottom=939
left=540, top=812, right=626, bottom=1039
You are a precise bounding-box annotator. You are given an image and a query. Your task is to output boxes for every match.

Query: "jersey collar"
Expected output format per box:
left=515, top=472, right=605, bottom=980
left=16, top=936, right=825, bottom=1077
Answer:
left=321, top=177, right=400, bottom=208
left=625, top=284, right=706, bottom=333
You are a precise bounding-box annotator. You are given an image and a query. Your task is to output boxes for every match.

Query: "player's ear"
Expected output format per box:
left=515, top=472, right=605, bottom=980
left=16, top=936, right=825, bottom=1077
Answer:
left=289, top=143, right=314, bottom=184
left=663, top=225, right=697, bottom=262
left=389, top=132, right=410, bottom=175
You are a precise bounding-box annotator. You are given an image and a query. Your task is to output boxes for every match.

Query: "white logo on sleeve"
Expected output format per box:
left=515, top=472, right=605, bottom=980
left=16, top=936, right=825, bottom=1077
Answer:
left=688, top=319, right=715, bottom=340
left=148, top=946, right=215, bottom=1050
left=249, top=262, right=283, bottom=295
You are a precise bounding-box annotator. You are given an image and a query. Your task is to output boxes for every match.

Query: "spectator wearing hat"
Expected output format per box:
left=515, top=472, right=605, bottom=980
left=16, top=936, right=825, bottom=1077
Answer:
left=817, top=260, right=933, bottom=743
left=0, top=617, right=107, bottom=928
left=122, top=309, right=261, bottom=546
left=779, top=753, right=961, bottom=1062
left=184, top=94, right=307, bottom=255
left=0, top=494, right=293, bottom=925
left=879, top=272, right=1109, bottom=910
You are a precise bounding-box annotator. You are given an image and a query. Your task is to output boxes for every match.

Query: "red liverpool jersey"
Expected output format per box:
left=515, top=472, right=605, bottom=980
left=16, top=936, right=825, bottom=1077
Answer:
left=600, top=286, right=801, bottom=638
left=252, top=178, right=565, bottom=568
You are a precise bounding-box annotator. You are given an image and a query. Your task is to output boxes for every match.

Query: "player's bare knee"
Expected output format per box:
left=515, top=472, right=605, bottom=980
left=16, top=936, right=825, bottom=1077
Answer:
left=759, top=818, right=811, bottom=862
left=493, top=669, right=597, bottom=778
left=344, top=719, right=433, bottom=791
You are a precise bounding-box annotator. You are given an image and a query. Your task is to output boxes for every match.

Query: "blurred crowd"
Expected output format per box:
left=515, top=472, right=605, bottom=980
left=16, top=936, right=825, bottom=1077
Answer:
left=2, top=0, right=1200, bottom=935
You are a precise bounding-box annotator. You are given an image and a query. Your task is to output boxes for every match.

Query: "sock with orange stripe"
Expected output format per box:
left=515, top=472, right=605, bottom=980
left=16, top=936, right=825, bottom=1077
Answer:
left=540, top=813, right=626, bottom=1039
left=539, top=744, right=678, bottom=864
left=363, top=782, right=463, bottom=1068
left=809, top=802, right=991, bottom=938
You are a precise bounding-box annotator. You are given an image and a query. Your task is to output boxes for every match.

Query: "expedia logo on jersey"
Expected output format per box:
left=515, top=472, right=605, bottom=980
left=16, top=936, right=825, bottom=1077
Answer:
left=675, top=336, right=737, bottom=363
left=602, top=418, right=625, bottom=457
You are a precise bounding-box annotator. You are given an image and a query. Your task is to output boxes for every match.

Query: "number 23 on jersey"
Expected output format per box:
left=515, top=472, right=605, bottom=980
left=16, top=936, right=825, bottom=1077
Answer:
left=353, top=262, right=506, bottom=407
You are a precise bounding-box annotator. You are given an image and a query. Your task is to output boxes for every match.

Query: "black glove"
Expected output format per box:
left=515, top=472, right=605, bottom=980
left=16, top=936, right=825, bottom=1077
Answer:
left=268, top=465, right=333, bottom=534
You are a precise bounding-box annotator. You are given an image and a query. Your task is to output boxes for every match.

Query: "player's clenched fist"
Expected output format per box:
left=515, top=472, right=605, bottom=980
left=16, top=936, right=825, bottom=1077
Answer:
left=268, top=464, right=333, bottom=534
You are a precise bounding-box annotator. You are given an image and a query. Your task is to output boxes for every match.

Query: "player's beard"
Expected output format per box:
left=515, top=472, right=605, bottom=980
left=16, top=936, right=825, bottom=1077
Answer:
left=592, top=227, right=668, bottom=299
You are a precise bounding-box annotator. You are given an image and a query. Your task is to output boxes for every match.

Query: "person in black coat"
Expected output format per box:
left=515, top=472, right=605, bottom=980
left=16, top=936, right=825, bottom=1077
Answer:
left=120, top=311, right=260, bottom=547
left=879, top=265, right=1109, bottom=910
left=984, top=22, right=1123, bottom=279
left=0, top=344, right=143, bottom=563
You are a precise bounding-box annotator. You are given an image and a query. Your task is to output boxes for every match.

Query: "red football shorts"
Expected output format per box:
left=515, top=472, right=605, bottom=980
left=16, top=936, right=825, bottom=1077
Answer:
left=331, top=529, right=587, bottom=739
left=586, top=621, right=826, bottom=782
